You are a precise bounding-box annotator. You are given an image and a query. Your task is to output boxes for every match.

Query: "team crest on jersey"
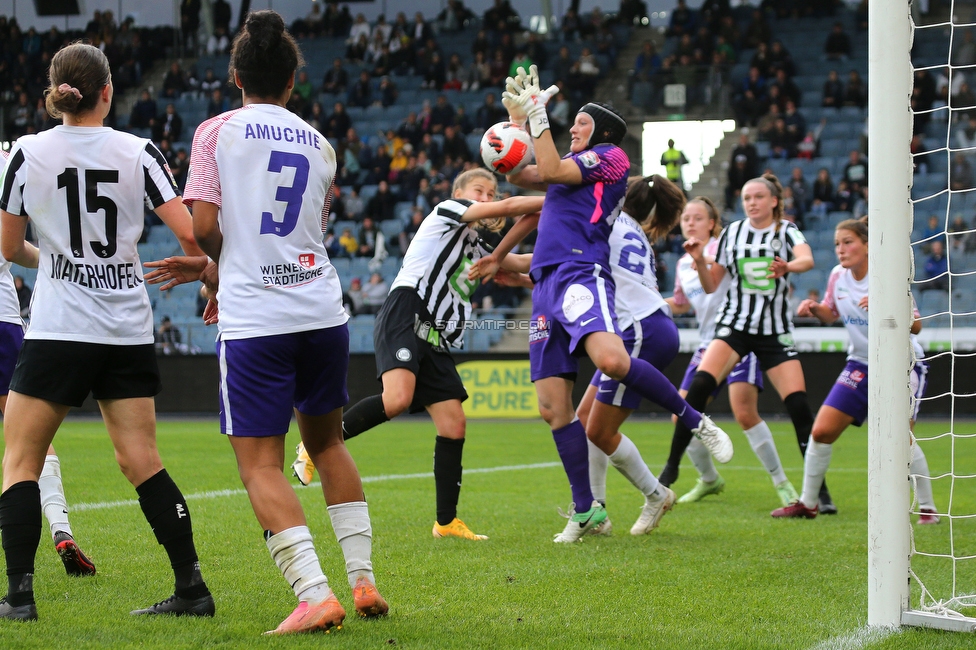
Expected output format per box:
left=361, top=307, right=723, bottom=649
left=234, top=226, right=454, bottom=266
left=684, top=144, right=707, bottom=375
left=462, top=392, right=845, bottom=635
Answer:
left=717, top=327, right=732, bottom=338
left=299, top=253, right=315, bottom=268
left=578, top=151, right=600, bottom=168
left=396, top=348, right=412, bottom=362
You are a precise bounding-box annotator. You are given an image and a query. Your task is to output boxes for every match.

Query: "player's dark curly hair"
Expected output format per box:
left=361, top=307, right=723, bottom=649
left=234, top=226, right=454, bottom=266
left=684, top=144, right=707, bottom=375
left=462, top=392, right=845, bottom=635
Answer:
left=45, top=42, right=111, bottom=118
left=623, top=174, right=686, bottom=241
left=230, top=10, right=304, bottom=100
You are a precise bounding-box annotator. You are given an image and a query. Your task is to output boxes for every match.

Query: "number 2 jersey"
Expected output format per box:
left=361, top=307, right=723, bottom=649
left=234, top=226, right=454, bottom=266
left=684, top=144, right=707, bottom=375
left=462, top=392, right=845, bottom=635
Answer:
left=0, top=126, right=179, bottom=344
left=390, top=198, right=492, bottom=348
left=609, top=212, right=668, bottom=330
left=715, top=219, right=808, bottom=336
left=183, top=104, right=347, bottom=340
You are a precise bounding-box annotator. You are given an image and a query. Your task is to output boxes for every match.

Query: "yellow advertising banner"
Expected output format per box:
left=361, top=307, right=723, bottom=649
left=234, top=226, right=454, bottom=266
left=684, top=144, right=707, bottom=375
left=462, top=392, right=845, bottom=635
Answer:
left=456, top=359, right=538, bottom=418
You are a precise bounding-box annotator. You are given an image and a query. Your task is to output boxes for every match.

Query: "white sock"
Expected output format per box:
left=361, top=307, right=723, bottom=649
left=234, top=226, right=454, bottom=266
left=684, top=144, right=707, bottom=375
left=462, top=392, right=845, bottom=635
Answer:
left=910, top=443, right=936, bottom=510
left=800, top=441, right=833, bottom=509
left=587, top=439, right=609, bottom=504
left=742, top=421, right=788, bottom=485
left=687, top=438, right=719, bottom=483
left=39, top=454, right=72, bottom=540
left=327, top=501, right=375, bottom=590
left=608, top=434, right=660, bottom=498
left=265, top=526, right=331, bottom=604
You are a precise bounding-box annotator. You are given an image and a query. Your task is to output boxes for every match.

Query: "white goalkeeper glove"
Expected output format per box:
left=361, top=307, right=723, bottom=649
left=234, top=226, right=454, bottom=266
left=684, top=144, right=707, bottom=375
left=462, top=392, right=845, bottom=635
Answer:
left=501, top=65, right=559, bottom=139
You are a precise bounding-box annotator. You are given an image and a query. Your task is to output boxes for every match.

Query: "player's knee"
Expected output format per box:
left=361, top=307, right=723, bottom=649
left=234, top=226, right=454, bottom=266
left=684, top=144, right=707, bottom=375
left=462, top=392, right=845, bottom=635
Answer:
left=382, top=391, right=411, bottom=418
left=686, top=371, right=718, bottom=410
left=593, top=350, right=630, bottom=381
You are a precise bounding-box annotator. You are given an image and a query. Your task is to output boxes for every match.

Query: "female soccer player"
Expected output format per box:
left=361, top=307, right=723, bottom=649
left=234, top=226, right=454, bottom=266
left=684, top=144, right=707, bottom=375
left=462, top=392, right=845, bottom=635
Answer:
left=661, top=173, right=828, bottom=511
left=666, top=197, right=799, bottom=508
left=0, top=150, right=95, bottom=577
left=484, top=66, right=732, bottom=543
left=292, top=169, right=544, bottom=542
left=0, top=42, right=213, bottom=621
left=771, top=218, right=938, bottom=522
left=573, top=174, right=688, bottom=536
left=184, top=11, right=386, bottom=634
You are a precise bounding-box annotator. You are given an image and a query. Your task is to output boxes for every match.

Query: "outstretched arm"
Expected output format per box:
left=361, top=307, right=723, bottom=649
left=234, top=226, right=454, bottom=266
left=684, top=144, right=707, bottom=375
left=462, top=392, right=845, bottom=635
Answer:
left=468, top=213, right=539, bottom=281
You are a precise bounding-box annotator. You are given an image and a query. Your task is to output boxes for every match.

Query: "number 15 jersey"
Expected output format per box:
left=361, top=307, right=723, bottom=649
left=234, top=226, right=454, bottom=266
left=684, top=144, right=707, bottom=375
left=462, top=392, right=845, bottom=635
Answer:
left=184, top=105, right=347, bottom=340
left=0, top=126, right=179, bottom=344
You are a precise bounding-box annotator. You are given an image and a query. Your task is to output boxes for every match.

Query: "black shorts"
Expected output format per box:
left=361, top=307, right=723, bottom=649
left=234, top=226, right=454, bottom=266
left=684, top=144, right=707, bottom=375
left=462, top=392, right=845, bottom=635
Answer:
left=713, top=326, right=799, bottom=371
left=10, top=339, right=162, bottom=408
left=373, top=288, right=468, bottom=413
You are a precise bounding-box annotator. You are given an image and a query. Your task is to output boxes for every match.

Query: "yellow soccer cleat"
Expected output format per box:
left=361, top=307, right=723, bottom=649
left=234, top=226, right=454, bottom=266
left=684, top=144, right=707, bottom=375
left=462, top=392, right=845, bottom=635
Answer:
left=432, top=518, right=488, bottom=540
left=291, top=442, right=315, bottom=486
left=265, top=594, right=345, bottom=635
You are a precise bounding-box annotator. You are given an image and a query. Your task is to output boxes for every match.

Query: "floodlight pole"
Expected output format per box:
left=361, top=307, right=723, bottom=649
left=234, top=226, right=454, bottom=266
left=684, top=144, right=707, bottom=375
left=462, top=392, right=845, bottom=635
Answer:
left=867, top=0, right=913, bottom=628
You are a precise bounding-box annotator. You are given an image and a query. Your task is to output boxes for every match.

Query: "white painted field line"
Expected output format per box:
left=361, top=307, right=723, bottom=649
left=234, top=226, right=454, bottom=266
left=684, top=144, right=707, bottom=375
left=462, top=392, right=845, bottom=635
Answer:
left=71, top=460, right=865, bottom=513
left=72, top=461, right=563, bottom=512
left=807, top=625, right=901, bottom=650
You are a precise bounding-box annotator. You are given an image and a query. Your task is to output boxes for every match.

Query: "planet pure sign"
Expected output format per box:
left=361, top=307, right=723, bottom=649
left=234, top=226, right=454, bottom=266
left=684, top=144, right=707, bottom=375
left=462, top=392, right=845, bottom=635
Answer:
left=456, top=360, right=538, bottom=418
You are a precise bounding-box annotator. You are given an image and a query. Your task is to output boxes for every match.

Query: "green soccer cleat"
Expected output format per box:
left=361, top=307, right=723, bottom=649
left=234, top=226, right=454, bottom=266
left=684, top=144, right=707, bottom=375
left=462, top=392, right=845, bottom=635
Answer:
left=677, top=475, right=726, bottom=504
left=774, top=480, right=800, bottom=507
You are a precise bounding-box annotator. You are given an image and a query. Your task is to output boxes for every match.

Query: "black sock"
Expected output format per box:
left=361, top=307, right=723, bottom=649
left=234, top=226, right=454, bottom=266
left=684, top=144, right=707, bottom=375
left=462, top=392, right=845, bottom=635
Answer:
left=0, top=481, right=41, bottom=607
left=783, top=391, right=814, bottom=458
left=136, top=470, right=209, bottom=599
left=434, top=436, right=464, bottom=526
left=343, top=394, right=390, bottom=440
left=665, top=371, right=717, bottom=469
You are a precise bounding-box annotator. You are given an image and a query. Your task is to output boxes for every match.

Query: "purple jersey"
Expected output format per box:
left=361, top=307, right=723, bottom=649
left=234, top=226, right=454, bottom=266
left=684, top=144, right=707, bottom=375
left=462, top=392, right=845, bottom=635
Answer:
left=530, top=144, right=630, bottom=273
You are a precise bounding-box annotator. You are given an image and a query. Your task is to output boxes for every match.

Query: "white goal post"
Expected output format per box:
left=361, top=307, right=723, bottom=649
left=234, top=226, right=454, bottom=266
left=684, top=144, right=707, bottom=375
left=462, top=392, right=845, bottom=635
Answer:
left=870, top=0, right=976, bottom=632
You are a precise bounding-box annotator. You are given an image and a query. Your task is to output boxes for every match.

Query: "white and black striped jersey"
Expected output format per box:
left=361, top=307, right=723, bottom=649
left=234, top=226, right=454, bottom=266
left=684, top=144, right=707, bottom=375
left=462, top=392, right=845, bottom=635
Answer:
left=390, top=198, right=492, bottom=347
left=0, top=127, right=179, bottom=344
left=714, top=218, right=808, bottom=336
left=0, top=150, right=27, bottom=327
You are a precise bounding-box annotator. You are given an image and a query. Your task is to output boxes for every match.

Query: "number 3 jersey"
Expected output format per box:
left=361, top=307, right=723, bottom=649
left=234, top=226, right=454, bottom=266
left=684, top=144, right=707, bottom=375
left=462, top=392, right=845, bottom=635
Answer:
left=184, top=104, right=347, bottom=340
left=390, top=198, right=491, bottom=348
left=715, top=219, right=807, bottom=336
left=0, top=126, right=179, bottom=344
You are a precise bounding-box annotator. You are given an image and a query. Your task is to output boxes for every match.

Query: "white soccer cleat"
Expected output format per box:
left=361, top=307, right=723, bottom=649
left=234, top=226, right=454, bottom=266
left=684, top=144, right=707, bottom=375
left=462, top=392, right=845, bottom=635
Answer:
left=630, top=487, right=676, bottom=535
left=692, top=415, right=734, bottom=464
left=587, top=517, right=613, bottom=536
left=553, top=501, right=608, bottom=543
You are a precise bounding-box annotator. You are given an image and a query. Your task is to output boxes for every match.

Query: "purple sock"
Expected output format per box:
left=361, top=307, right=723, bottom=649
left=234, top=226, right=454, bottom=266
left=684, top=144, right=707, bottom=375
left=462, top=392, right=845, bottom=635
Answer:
left=551, top=419, right=594, bottom=510
left=622, top=358, right=702, bottom=430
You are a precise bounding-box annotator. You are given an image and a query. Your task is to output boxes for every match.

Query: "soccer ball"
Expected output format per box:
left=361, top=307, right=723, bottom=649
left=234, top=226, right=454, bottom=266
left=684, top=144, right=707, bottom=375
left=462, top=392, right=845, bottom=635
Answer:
left=480, top=122, right=533, bottom=175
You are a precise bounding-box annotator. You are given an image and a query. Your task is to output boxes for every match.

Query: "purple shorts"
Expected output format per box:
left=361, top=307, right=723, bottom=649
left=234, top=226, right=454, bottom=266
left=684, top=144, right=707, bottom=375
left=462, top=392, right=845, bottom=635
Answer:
left=823, top=359, right=869, bottom=426
left=679, top=346, right=764, bottom=394
left=529, top=262, right=619, bottom=382
left=590, top=309, right=679, bottom=409
left=911, top=361, right=927, bottom=420
left=216, top=324, right=350, bottom=436
left=0, top=321, right=24, bottom=394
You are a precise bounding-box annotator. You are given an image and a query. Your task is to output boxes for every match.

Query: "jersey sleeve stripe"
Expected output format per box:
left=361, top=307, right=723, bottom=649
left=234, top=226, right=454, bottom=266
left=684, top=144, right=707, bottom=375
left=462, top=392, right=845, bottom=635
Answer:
left=0, top=149, right=26, bottom=214
left=144, top=142, right=179, bottom=193
left=143, top=166, right=167, bottom=208
left=436, top=200, right=467, bottom=221
left=588, top=181, right=605, bottom=223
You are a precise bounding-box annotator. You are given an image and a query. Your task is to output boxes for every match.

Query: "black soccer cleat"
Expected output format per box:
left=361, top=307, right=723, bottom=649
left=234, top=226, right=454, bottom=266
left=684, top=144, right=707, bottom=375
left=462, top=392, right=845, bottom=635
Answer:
left=658, top=462, right=679, bottom=488
left=818, top=482, right=838, bottom=515
left=55, top=532, right=96, bottom=577
left=0, top=597, right=38, bottom=622
left=130, top=593, right=215, bottom=617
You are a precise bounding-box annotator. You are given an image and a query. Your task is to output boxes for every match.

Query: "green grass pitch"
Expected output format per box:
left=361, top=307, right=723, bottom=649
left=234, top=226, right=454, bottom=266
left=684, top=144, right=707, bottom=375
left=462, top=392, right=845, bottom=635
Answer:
left=0, top=417, right=974, bottom=649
